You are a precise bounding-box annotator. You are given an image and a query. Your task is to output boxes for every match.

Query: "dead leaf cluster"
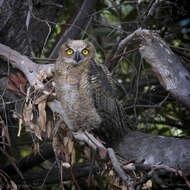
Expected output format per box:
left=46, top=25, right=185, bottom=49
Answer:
left=53, top=124, right=76, bottom=166
left=18, top=70, right=55, bottom=140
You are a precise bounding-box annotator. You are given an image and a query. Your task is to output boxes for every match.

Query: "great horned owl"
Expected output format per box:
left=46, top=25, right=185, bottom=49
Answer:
left=55, top=40, right=125, bottom=142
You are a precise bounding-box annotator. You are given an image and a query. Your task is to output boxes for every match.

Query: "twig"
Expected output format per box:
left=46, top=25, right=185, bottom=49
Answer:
left=134, top=164, right=183, bottom=189
left=148, top=0, right=164, bottom=17
left=70, top=166, right=81, bottom=190
left=0, top=147, right=30, bottom=189
left=110, top=48, right=138, bottom=62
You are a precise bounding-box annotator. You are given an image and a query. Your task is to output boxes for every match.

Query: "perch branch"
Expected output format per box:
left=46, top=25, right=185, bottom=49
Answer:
left=115, top=131, right=190, bottom=176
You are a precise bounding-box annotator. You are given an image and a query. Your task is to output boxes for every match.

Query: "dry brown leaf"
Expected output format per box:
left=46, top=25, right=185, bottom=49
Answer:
left=37, top=100, right=46, bottom=132
left=63, top=137, right=69, bottom=147
left=34, top=142, right=40, bottom=155
left=17, top=119, right=23, bottom=137
left=53, top=135, right=63, bottom=158
left=25, top=87, right=31, bottom=103
left=68, top=139, right=74, bottom=154
left=34, top=94, right=48, bottom=105
left=7, top=79, right=20, bottom=92
left=47, top=120, right=52, bottom=138
left=3, top=125, right=11, bottom=145
left=23, top=100, right=33, bottom=123
left=16, top=72, right=27, bottom=84
left=10, top=180, right=17, bottom=190
left=107, top=170, right=121, bottom=190
left=142, top=180, right=152, bottom=189
left=0, top=116, right=11, bottom=146
left=52, top=125, right=76, bottom=164
left=71, top=148, right=76, bottom=165
left=34, top=124, right=43, bottom=140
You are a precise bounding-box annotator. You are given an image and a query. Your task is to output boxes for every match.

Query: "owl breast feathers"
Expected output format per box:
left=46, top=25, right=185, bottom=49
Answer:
left=55, top=40, right=125, bottom=141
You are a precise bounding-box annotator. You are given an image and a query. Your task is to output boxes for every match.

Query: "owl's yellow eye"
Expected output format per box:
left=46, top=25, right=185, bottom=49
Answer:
left=82, top=49, right=89, bottom=55
left=66, top=48, right=73, bottom=55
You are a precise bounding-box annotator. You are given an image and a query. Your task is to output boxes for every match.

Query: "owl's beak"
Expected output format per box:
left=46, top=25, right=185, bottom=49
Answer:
left=74, top=51, right=82, bottom=62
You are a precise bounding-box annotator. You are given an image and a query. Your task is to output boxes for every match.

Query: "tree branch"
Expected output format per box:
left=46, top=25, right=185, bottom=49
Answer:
left=0, top=43, right=54, bottom=87
left=118, top=28, right=190, bottom=109
left=115, top=131, right=190, bottom=176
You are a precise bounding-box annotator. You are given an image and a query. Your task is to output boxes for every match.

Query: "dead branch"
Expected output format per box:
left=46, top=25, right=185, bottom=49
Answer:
left=0, top=43, right=54, bottom=87
left=118, top=28, right=190, bottom=109
left=115, top=131, right=190, bottom=176
left=147, top=0, right=164, bottom=17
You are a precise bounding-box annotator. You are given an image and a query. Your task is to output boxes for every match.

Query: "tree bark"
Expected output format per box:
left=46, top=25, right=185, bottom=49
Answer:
left=118, top=28, right=190, bottom=110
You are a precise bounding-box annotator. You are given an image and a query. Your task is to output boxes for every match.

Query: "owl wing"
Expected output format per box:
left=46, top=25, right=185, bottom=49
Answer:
left=88, top=59, right=126, bottom=144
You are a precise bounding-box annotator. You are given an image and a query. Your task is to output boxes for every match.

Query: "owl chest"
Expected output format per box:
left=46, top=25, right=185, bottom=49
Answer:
left=59, top=72, right=90, bottom=108
left=56, top=71, right=101, bottom=131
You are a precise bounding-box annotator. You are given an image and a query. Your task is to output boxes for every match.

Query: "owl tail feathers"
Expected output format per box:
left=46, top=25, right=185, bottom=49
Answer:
left=93, top=116, right=129, bottom=147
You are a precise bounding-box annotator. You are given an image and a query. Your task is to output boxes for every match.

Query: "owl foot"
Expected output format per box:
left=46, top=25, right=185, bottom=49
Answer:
left=73, top=131, right=107, bottom=159
left=73, top=131, right=134, bottom=187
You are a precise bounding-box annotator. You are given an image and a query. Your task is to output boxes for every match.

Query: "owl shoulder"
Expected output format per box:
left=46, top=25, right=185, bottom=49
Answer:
left=88, top=58, right=116, bottom=98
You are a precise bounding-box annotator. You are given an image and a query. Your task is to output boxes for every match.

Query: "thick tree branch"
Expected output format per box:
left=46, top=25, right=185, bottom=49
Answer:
left=0, top=43, right=54, bottom=87
left=118, top=28, right=190, bottom=109
left=115, top=131, right=190, bottom=176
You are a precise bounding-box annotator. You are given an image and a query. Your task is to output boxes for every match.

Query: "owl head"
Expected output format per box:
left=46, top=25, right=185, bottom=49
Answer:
left=60, top=40, right=95, bottom=65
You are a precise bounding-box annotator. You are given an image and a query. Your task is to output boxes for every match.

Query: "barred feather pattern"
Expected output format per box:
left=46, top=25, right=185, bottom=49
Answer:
left=88, top=59, right=126, bottom=144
